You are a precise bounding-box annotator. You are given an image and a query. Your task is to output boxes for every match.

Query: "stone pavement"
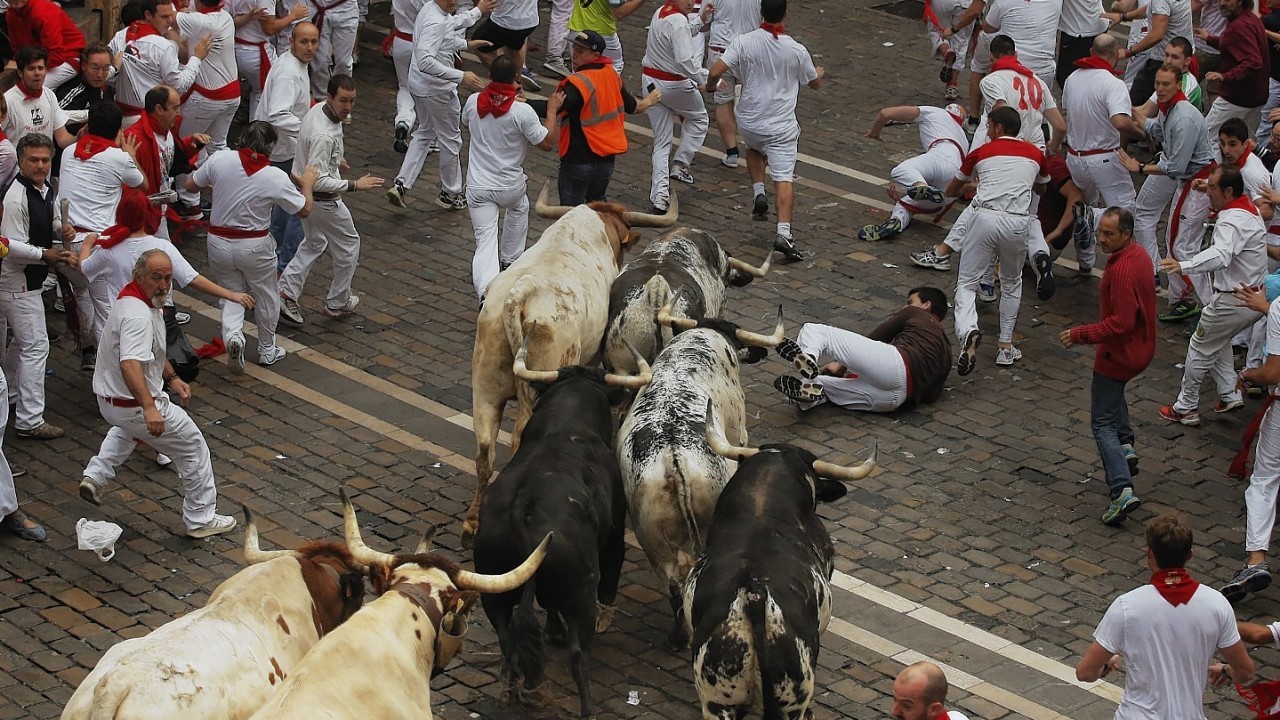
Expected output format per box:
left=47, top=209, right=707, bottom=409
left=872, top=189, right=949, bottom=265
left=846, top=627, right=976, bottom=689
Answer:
left=2, top=0, right=1280, bottom=717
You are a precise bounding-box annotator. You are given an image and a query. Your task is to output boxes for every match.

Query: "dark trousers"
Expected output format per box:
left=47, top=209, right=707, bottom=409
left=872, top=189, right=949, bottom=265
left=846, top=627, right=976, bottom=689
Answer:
left=1091, top=371, right=1136, bottom=499
left=1056, top=32, right=1097, bottom=91
left=269, top=159, right=305, bottom=273
left=557, top=158, right=615, bottom=206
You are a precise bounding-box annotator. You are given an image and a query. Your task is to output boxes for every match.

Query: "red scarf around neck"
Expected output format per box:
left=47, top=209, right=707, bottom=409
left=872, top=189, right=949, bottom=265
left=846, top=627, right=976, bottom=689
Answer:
left=1221, top=193, right=1262, bottom=217
left=476, top=81, right=520, bottom=119
left=238, top=147, right=270, bottom=175
left=117, top=278, right=152, bottom=304
left=96, top=225, right=134, bottom=249
left=1074, top=55, right=1119, bottom=75
left=659, top=1, right=682, bottom=17
left=760, top=21, right=785, bottom=37
left=126, top=20, right=161, bottom=43
left=16, top=80, right=41, bottom=101
left=1156, top=89, right=1187, bottom=116
left=1150, top=568, right=1200, bottom=606
left=73, top=134, right=118, bottom=161
left=991, top=54, right=1034, bottom=78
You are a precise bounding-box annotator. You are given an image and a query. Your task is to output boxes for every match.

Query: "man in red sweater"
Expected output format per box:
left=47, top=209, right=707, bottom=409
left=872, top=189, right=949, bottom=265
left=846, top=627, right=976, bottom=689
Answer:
left=1196, top=0, right=1270, bottom=144
left=1061, top=207, right=1156, bottom=526
left=5, top=0, right=85, bottom=91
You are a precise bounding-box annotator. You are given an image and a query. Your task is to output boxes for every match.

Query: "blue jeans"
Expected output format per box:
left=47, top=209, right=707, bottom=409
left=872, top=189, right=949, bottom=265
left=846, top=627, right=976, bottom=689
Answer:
left=557, top=158, right=614, bottom=206
left=1091, top=372, right=1135, bottom=499
left=270, top=159, right=305, bottom=274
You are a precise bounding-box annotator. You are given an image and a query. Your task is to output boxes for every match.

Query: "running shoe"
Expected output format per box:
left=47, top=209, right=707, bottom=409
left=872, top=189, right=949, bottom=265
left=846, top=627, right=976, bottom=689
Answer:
left=1032, top=251, right=1056, bottom=301
left=1158, top=404, right=1200, bottom=426
left=752, top=194, right=768, bottom=220
left=859, top=217, right=903, bottom=242
left=776, top=338, right=819, bottom=379
left=1159, top=301, right=1202, bottom=323
left=910, top=248, right=951, bottom=271
left=1101, top=487, right=1142, bottom=526
left=1222, top=563, right=1272, bottom=604
left=906, top=184, right=946, bottom=205
left=722, top=149, right=740, bottom=168
left=280, top=294, right=304, bottom=327
left=994, top=345, right=1022, bottom=366
left=957, top=329, right=981, bottom=376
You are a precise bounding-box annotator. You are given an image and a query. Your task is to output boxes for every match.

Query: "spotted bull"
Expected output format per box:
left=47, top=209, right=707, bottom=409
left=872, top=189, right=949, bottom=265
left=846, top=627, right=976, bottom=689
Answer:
left=60, top=509, right=365, bottom=720
left=617, top=302, right=782, bottom=649
left=473, top=335, right=651, bottom=718
left=683, top=402, right=877, bottom=720
left=245, top=490, right=551, bottom=720
left=466, top=185, right=677, bottom=548
left=603, top=228, right=770, bottom=374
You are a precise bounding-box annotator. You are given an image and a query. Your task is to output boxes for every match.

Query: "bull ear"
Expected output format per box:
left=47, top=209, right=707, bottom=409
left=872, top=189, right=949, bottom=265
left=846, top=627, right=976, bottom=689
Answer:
left=450, top=589, right=481, bottom=615
left=728, top=271, right=755, bottom=288
left=815, top=478, right=848, bottom=503
left=621, top=230, right=641, bottom=251
left=368, top=564, right=395, bottom=595
left=740, top=347, right=768, bottom=364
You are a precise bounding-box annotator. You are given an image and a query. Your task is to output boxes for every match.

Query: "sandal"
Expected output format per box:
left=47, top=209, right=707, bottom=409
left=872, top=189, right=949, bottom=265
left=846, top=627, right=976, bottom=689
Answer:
left=1, top=509, right=47, bottom=542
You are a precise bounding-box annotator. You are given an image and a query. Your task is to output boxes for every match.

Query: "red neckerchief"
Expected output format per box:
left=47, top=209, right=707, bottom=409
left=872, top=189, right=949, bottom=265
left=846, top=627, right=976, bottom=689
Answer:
left=991, top=54, right=1034, bottom=78
left=73, top=134, right=118, bottom=161
left=238, top=146, right=270, bottom=175
left=0, top=129, right=8, bottom=143
left=15, top=79, right=42, bottom=100
left=96, top=225, right=133, bottom=249
left=760, top=21, right=785, bottom=37
left=1150, top=568, right=1200, bottom=606
left=126, top=20, right=161, bottom=42
left=1157, top=89, right=1188, bottom=116
left=117, top=279, right=151, bottom=303
left=1221, top=193, right=1262, bottom=217
left=659, top=1, right=682, bottom=17
left=1074, top=55, right=1120, bottom=76
left=476, top=81, right=519, bottom=118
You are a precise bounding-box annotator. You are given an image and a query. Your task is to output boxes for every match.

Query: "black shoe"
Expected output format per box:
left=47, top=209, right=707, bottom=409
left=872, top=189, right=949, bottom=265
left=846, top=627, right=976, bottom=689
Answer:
left=1072, top=201, right=1094, bottom=250
left=1032, top=251, right=1056, bottom=301
left=773, top=374, right=825, bottom=403
left=650, top=203, right=669, bottom=215
left=394, top=124, right=409, bottom=154
left=773, top=234, right=813, bottom=262
left=81, top=346, right=96, bottom=372
left=752, top=194, right=768, bottom=221
left=776, top=338, right=819, bottom=379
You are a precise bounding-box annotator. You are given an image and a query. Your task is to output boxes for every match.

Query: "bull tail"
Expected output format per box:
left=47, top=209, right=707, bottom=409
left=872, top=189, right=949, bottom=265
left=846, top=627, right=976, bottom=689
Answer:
left=744, top=577, right=783, bottom=719
left=88, top=674, right=130, bottom=720
left=671, top=453, right=703, bottom=559
left=642, top=274, right=673, bottom=355
left=509, top=575, right=547, bottom=689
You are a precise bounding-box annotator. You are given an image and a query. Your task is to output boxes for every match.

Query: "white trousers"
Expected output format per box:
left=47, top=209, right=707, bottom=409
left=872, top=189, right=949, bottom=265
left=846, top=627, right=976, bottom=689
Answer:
left=889, top=143, right=963, bottom=229
left=468, top=183, right=529, bottom=299
left=46, top=62, right=78, bottom=91
left=1247, top=397, right=1280, bottom=551
left=1206, top=96, right=1262, bottom=157
left=644, top=76, right=708, bottom=208
left=311, top=18, right=358, bottom=100
left=1168, top=185, right=1213, bottom=307
left=178, top=95, right=240, bottom=207
left=547, top=0, right=572, bottom=59
left=797, top=323, right=907, bottom=412
left=0, top=289, right=50, bottom=432
left=1133, top=172, right=1176, bottom=271
left=207, top=233, right=280, bottom=356
left=954, top=209, right=1031, bottom=344
left=1173, top=294, right=1261, bottom=413
left=279, top=198, right=361, bottom=310
left=942, top=202, right=1052, bottom=268
left=396, top=90, right=461, bottom=193
left=1067, top=151, right=1137, bottom=211
left=0, top=370, right=18, bottom=518
left=235, top=43, right=275, bottom=119
left=1258, top=78, right=1280, bottom=144
left=927, top=0, right=973, bottom=65
left=84, top=396, right=217, bottom=532
left=391, top=36, right=415, bottom=129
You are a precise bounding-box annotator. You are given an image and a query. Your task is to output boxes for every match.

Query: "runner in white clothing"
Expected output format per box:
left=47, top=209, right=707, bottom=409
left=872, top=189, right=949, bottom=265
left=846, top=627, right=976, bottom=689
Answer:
left=1060, top=34, right=1144, bottom=213
left=385, top=0, right=429, bottom=151
left=115, top=0, right=213, bottom=124
left=2, top=47, right=75, bottom=149
left=187, top=123, right=316, bottom=372
left=925, top=0, right=974, bottom=101
left=174, top=0, right=241, bottom=218
left=472, top=0, right=542, bottom=92
left=891, top=661, right=973, bottom=720
left=861, top=104, right=970, bottom=242
left=981, top=0, right=1063, bottom=89
left=704, top=0, right=760, bottom=167
left=256, top=22, right=316, bottom=273
left=461, top=56, right=560, bottom=301
left=641, top=0, right=715, bottom=213
left=229, top=0, right=307, bottom=120
left=305, top=0, right=361, bottom=100
left=969, top=35, right=1065, bottom=153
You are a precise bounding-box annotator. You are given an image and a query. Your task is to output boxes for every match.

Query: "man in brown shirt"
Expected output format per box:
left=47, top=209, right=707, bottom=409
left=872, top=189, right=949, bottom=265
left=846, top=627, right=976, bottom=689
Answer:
left=774, top=286, right=953, bottom=412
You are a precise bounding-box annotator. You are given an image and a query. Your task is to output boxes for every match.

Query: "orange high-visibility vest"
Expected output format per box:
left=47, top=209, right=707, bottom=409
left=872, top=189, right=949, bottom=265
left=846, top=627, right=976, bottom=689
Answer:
left=558, top=65, right=628, bottom=158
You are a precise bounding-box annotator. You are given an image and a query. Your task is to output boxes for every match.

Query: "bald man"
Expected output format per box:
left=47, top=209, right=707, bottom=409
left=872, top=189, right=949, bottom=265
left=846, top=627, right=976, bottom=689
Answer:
left=891, top=662, right=971, bottom=720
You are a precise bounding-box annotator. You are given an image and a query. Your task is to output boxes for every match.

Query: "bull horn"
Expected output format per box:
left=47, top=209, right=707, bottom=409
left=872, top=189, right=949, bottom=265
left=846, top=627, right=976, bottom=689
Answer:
left=243, top=506, right=299, bottom=564
left=726, top=251, right=771, bottom=279
left=341, top=488, right=399, bottom=568
left=703, top=399, right=758, bottom=461
left=812, top=440, right=879, bottom=482
left=512, top=325, right=562, bottom=384
left=414, top=524, right=438, bottom=554
left=533, top=181, right=573, bottom=219
left=455, top=532, right=553, bottom=593
left=603, top=340, right=653, bottom=389
left=656, top=294, right=698, bottom=331
left=622, top=192, right=679, bottom=228
left=733, top=305, right=784, bottom=348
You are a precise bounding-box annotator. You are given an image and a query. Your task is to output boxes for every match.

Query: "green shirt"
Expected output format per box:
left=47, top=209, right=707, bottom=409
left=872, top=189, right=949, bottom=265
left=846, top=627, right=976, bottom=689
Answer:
left=569, top=0, right=618, bottom=36
left=1182, top=73, right=1203, bottom=112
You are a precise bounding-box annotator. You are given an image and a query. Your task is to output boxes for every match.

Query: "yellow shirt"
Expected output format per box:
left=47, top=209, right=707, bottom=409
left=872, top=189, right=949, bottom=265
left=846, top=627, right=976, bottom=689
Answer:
left=568, top=0, right=618, bottom=36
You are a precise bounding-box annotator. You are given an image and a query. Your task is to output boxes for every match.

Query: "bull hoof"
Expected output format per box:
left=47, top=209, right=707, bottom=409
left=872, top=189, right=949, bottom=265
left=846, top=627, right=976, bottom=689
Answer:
left=460, top=524, right=476, bottom=551
left=667, top=626, right=689, bottom=652
left=595, top=603, right=616, bottom=634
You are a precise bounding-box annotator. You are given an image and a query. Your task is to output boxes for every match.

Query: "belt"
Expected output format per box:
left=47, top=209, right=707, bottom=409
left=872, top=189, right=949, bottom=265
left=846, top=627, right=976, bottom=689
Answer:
left=208, top=225, right=270, bottom=239
left=73, top=225, right=100, bottom=234
left=709, top=45, right=725, bottom=52
left=100, top=396, right=143, bottom=408
left=642, top=66, right=686, bottom=82
left=313, top=191, right=341, bottom=200
left=235, top=38, right=272, bottom=87
left=1216, top=284, right=1262, bottom=294
left=1067, top=146, right=1118, bottom=157
left=974, top=204, right=1029, bottom=217
left=184, top=79, right=241, bottom=103
left=381, top=28, right=413, bottom=56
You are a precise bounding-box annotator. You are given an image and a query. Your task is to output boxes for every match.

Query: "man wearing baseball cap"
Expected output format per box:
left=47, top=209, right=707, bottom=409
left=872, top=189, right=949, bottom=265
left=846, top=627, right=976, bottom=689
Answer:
left=553, top=29, right=660, bottom=205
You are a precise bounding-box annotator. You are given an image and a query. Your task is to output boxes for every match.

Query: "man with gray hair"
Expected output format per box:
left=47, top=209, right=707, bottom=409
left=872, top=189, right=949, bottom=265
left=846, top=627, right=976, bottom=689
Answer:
left=78, top=248, right=236, bottom=538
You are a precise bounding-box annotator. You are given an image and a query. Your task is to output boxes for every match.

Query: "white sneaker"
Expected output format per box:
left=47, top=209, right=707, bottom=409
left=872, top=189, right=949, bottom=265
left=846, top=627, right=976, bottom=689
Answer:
left=322, top=295, right=360, bottom=318
left=279, top=294, right=304, bottom=327
left=155, top=453, right=172, bottom=467
left=175, top=311, right=191, bottom=325
left=543, top=57, right=571, bottom=78
left=258, top=346, right=287, bottom=366
left=188, top=513, right=237, bottom=538
left=995, top=346, right=1023, bottom=366
left=227, top=335, right=245, bottom=375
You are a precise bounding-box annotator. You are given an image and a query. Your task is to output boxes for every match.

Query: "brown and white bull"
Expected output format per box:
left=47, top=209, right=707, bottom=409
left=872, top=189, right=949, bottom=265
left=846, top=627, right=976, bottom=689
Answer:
left=616, top=302, right=782, bottom=649
left=683, top=403, right=877, bottom=720
left=60, top=508, right=365, bottom=720
left=603, top=228, right=770, bottom=374
left=467, top=184, right=676, bottom=547
left=246, top=489, right=551, bottom=720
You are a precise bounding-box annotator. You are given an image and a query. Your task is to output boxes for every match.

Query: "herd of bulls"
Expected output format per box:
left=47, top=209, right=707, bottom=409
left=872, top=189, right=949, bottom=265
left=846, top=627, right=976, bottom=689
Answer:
left=61, top=193, right=878, bottom=720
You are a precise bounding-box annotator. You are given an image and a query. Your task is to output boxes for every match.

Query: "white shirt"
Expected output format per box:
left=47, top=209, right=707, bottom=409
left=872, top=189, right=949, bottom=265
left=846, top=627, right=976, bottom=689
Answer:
left=294, top=103, right=347, bottom=195
left=1127, top=0, right=1151, bottom=49
left=719, top=29, right=818, bottom=136
left=305, top=0, right=359, bottom=26
left=1242, top=153, right=1271, bottom=202
left=1268, top=302, right=1280, bottom=359
left=407, top=3, right=481, bottom=97
left=1180, top=203, right=1268, bottom=292
left=1137, top=0, right=1193, bottom=62
left=93, top=294, right=166, bottom=400
left=1059, top=0, right=1106, bottom=37
left=461, top=95, right=547, bottom=191
left=980, top=68, right=1056, bottom=148
left=491, top=0, right=536, bottom=30
left=707, top=0, right=760, bottom=50
left=0, top=139, right=16, bottom=193
left=118, top=32, right=203, bottom=111
left=956, top=136, right=1050, bottom=214
left=230, top=0, right=274, bottom=43
left=176, top=9, right=239, bottom=92
left=0, top=180, right=55, bottom=293
left=59, top=147, right=147, bottom=233
left=192, top=148, right=305, bottom=231
left=390, top=0, right=426, bottom=33
left=1061, top=67, right=1131, bottom=151
left=985, top=0, right=1063, bottom=77
left=256, top=51, right=311, bottom=161
left=1, top=85, right=68, bottom=146
left=81, top=235, right=199, bottom=298
left=916, top=106, right=970, bottom=160
left=1094, top=583, right=1239, bottom=720
left=642, top=5, right=708, bottom=84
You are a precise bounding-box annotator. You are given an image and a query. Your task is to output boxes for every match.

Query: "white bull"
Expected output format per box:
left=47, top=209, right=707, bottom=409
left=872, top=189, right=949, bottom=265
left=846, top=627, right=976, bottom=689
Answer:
left=61, top=509, right=366, bottom=720
left=466, top=185, right=676, bottom=548
left=617, top=302, right=782, bottom=649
